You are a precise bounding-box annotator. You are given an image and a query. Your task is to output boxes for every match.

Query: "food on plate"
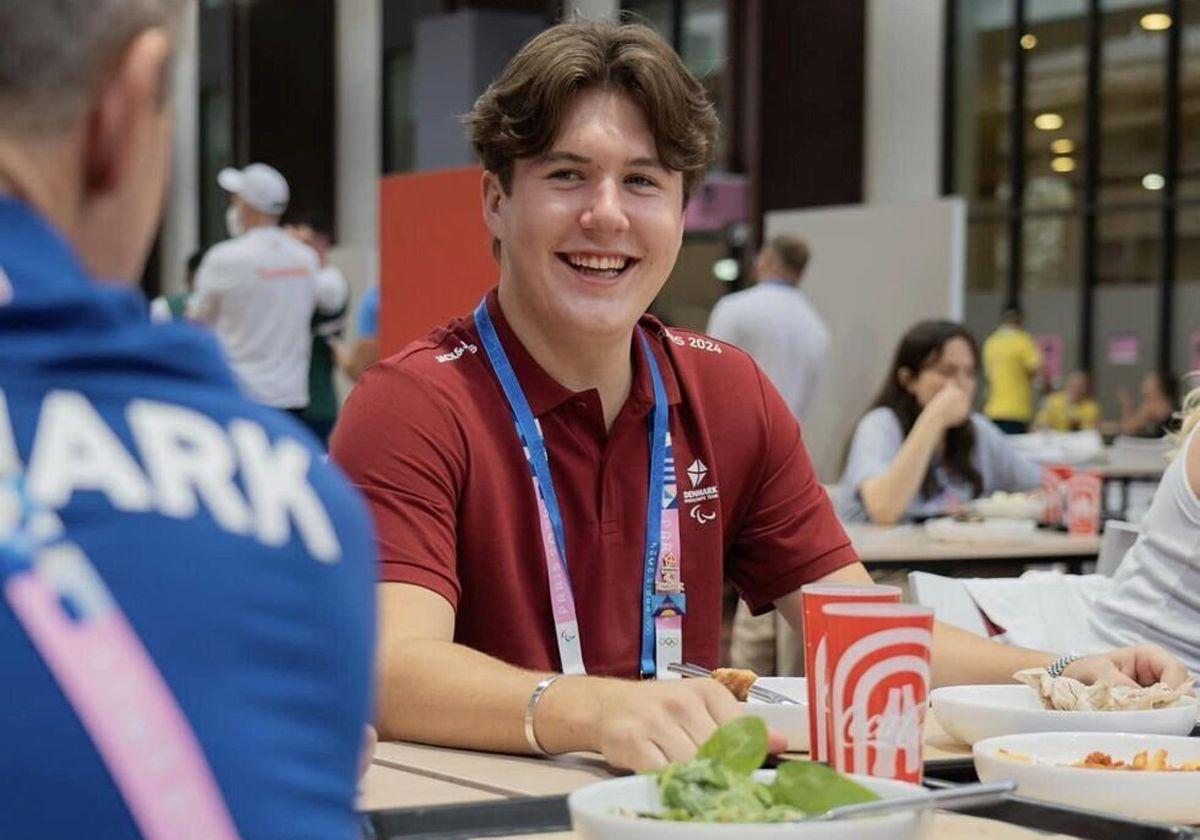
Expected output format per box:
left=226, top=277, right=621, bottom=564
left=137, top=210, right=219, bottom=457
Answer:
left=997, top=747, right=1200, bottom=772
left=712, top=667, right=758, bottom=702
left=1013, top=668, right=1195, bottom=712
left=641, top=717, right=878, bottom=823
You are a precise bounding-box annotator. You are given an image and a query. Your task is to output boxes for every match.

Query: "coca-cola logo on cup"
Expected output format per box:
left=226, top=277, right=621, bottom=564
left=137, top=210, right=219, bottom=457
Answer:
left=829, top=627, right=932, bottom=779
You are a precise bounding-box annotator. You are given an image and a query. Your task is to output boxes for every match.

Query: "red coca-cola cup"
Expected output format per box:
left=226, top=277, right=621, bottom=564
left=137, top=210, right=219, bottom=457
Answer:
left=1066, top=470, right=1102, bottom=535
left=1042, top=464, right=1074, bottom=526
left=822, top=603, right=934, bottom=784
left=800, top=584, right=901, bottom=762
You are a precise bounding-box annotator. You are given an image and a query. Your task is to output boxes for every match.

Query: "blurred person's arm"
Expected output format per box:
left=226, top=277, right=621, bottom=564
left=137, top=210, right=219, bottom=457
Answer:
left=187, top=254, right=224, bottom=324
left=341, top=286, right=381, bottom=380
left=315, top=265, right=349, bottom=316
left=857, top=385, right=972, bottom=525
left=775, top=562, right=1188, bottom=689
left=341, top=338, right=379, bottom=382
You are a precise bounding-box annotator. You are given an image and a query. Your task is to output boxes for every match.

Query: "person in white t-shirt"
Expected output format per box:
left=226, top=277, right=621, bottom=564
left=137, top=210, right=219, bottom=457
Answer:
left=709, top=235, right=832, bottom=676
left=706, top=235, right=831, bottom=423
left=188, top=163, right=347, bottom=414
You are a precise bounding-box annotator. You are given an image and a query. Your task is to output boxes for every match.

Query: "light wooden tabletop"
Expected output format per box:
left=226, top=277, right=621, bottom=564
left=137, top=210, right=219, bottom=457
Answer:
left=847, top=523, right=1101, bottom=564
left=359, top=723, right=1079, bottom=840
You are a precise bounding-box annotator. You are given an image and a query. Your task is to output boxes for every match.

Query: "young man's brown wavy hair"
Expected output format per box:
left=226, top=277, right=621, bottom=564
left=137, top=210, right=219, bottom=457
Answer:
left=465, top=18, right=718, bottom=206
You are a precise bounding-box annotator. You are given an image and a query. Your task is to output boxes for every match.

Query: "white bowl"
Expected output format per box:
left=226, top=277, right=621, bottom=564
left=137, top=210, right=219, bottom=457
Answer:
left=741, top=677, right=809, bottom=752
left=931, top=685, right=1198, bottom=746
left=568, top=769, right=931, bottom=839
left=974, top=732, right=1200, bottom=823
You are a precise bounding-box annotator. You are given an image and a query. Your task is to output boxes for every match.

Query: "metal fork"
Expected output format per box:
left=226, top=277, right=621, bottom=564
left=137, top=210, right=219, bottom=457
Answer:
left=667, top=662, right=801, bottom=705
left=809, top=780, right=1017, bottom=821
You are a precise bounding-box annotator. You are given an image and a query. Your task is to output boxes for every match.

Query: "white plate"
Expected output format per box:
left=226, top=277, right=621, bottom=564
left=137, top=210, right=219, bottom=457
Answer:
left=974, top=732, right=1200, bottom=823
left=741, top=677, right=809, bottom=752
left=931, top=684, right=1199, bottom=745
left=969, top=495, right=1045, bottom=521
left=568, top=769, right=931, bottom=839
left=923, top=517, right=1037, bottom=546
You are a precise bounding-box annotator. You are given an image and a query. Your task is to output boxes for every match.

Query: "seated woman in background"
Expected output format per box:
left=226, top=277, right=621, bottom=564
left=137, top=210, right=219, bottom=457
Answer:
left=1035, top=370, right=1102, bottom=432
left=836, top=320, right=1043, bottom=524
left=1119, top=370, right=1179, bottom=437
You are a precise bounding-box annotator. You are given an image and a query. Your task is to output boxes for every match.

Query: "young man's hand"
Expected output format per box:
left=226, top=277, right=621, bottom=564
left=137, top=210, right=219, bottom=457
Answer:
left=579, top=678, right=785, bottom=771
left=1062, top=643, right=1191, bottom=689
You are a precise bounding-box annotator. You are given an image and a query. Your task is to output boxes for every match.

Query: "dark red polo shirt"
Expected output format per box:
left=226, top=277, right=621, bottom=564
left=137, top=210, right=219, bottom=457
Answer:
left=331, top=290, right=857, bottom=678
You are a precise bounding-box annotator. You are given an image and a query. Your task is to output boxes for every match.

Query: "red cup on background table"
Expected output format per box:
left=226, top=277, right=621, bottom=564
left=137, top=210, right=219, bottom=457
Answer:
left=800, top=583, right=901, bottom=762
left=1042, top=464, right=1074, bottom=526
left=822, top=603, right=934, bottom=784
left=1066, top=470, right=1102, bottom=535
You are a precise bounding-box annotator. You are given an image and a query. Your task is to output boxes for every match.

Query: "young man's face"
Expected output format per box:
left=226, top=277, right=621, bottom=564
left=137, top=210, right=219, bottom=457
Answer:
left=484, top=88, right=686, bottom=339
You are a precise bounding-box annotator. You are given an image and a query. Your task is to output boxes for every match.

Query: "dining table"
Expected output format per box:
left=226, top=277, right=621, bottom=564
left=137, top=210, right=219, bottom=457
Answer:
left=356, top=718, right=1110, bottom=839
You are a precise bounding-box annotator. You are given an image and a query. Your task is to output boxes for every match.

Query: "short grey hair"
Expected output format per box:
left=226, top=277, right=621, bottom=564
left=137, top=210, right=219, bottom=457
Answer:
left=0, top=0, right=186, bottom=134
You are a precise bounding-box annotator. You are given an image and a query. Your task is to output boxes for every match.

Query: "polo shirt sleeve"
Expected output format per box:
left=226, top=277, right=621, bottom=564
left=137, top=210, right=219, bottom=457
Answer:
left=727, top=367, right=859, bottom=615
left=329, top=363, right=465, bottom=608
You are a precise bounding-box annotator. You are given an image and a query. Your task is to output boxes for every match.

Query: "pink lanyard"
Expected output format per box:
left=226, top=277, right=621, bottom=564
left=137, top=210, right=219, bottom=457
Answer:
left=1, top=478, right=240, bottom=840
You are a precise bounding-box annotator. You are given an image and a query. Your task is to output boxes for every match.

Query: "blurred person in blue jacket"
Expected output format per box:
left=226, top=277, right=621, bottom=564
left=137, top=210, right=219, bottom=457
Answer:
left=0, top=2, right=376, bottom=838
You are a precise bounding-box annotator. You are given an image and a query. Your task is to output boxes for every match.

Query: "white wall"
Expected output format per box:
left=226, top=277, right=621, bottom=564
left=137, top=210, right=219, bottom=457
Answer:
left=864, top=0, right=944, bottom=205
left=766, top=199, right=967, bottom=482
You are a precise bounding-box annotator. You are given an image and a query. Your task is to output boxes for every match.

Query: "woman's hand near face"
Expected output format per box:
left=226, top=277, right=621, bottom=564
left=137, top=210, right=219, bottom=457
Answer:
left=924, top=382, right=972, bottom=429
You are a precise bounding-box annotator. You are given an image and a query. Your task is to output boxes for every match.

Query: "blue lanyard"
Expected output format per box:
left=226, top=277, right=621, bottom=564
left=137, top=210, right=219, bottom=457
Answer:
left=473, top=300, right=679, bottom=677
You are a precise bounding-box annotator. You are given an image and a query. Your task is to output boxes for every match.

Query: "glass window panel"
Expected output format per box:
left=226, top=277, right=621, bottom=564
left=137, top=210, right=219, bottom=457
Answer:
left=1093, top=209, right=1160, bottom=416
left=954, top=0, right=1015, bottom=212
left=1023, top=210, right=1082, bottom=290
left=966, top=217, right=1009, bottom=292
left=622, top=0, right=675, bottom=40
left=1024, top=0, right=1087, bottom=210
left=383, top=50, right=415, bottom=173
left=1099, top=1, right=1168, bottom=206
left=1174, top=204, right=1200, bottom=375
left=682, top=0, right=727, bottom=166
left=1179, top=0, right=1200, bottom=197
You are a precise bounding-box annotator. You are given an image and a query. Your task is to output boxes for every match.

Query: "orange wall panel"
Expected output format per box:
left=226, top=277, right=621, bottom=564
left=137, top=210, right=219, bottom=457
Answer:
left=378, top=166, right=498, bottom=356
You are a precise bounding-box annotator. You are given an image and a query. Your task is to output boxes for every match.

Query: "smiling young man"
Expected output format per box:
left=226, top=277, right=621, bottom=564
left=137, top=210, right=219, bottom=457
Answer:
left=331, top=19, right=1187, bottom=773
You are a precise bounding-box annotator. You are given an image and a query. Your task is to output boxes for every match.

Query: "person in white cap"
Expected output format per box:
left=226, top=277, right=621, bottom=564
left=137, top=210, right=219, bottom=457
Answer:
left=188, top=163, right=348, bottom=417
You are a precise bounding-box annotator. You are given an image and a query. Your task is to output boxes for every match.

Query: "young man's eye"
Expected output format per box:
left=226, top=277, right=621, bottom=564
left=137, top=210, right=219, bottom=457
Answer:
left=626, top=174, right=659, bottom=188
left=549, top=169, right=583, bottom=181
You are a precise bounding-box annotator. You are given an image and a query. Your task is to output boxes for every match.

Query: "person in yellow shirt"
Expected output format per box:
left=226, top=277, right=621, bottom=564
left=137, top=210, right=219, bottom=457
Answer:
left=983, top=307, right=1043, bottom=433
left=1035, top=370, right=1102, bottom=432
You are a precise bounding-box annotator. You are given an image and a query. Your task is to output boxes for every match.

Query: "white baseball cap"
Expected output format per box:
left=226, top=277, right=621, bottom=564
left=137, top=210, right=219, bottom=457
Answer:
left=217, top=163, right=289, bottom=215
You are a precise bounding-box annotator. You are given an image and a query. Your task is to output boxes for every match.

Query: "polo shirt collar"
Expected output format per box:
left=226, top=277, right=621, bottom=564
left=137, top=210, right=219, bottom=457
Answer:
left=481, top=289, right=682, bottom=418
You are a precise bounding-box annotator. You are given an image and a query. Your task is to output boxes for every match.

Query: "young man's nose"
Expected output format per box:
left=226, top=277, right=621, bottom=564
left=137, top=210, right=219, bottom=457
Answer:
left=579, top=178, right=630, bottom=233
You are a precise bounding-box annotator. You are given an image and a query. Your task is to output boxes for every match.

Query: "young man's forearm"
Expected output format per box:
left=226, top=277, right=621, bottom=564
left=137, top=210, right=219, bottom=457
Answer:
left=375, top=637, right=606, bottom=755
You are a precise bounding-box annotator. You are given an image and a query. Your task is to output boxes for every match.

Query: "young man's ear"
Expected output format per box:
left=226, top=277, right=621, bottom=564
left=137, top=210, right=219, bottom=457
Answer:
left=480, top=170, right=505, bottom=239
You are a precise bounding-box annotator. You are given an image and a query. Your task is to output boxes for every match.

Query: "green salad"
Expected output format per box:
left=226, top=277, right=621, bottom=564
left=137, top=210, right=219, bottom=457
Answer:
left=642, top=717, right=880, bottom=823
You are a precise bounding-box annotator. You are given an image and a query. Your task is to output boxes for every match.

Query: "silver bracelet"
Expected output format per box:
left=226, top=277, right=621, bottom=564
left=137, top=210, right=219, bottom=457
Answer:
left=1047, top=653, right=1083, bottom=678
left=524, top=674, right=564, bottom=756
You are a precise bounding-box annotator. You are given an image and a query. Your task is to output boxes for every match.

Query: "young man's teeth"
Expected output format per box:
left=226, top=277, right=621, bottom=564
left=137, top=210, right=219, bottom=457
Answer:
left=568, top=255, right=628, bottom=272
